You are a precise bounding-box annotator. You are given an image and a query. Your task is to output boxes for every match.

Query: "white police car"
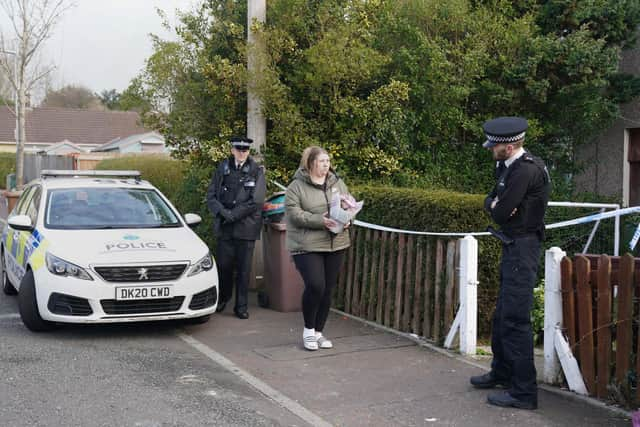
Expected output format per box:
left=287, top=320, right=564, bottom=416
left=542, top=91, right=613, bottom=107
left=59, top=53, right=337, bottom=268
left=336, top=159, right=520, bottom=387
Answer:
left=1, top=170, right=218, bottom=331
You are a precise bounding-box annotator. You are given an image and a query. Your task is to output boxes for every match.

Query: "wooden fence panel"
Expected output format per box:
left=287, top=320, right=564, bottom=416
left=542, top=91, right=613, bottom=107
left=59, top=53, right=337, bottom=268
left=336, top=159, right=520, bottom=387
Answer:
left=359, top=229, right=372, bottom=317
left=384, top=233, right=396, bottom=327
left=444, top=240, right=456, bottom=332
left=412, top=240, right=424, bottom=335
left=433, top=239, right=444, bottom=343
left=561, top=257, right=577, bottom=352
left=393, top=234, right=406, bottom=330
left=367, top=230, right=380, bottom=321
left=402, top=235, right=415, bottom=331
left=575, top=255, right=595, bottom=394
left=352, top=229, right=363, bottom=317
left=615, top=254, right=635, bottom=384
left=376, top=231, right=388, bottom=324
left=595, top=255, right=612, bottom=399
left=344, top=227, right=357, bottom=313
left=423, top=240, right=433, bottom=339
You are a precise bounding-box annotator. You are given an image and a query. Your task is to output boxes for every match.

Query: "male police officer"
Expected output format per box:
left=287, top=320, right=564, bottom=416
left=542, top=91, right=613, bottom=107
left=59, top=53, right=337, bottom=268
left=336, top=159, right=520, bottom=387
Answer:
left=207, top=136, right=266, bottom=319
left=469, top=117, right=550, bottom=410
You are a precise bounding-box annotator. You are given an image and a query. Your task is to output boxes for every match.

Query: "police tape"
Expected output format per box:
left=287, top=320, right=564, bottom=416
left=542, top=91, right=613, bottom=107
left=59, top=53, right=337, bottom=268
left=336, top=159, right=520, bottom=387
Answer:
left=544, top=206, right=640, bottom=229
left=353, top=220, right=490, bottom=236
left=272, top=180, right=640, bottom=238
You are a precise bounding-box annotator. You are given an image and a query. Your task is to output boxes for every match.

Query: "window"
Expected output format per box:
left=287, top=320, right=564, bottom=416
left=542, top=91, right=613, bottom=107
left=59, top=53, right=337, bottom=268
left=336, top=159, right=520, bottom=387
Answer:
left=45, top=187, right=181, bottom=230
left=25, top=186, right=42, bottom=225
left=14, top=186, right=36, bottom=216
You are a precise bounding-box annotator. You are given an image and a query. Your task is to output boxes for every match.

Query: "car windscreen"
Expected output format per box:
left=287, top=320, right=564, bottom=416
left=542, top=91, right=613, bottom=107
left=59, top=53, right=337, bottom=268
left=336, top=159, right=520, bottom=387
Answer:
left=45, top=187, right=182, bottom=230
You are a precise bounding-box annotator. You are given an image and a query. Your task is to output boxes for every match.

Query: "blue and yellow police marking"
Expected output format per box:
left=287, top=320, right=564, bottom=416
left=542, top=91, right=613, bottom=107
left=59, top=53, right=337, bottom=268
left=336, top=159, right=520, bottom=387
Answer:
left=15, top=231, right=29, bottom=266
left=30, top=239, right=50, bottom=271
left=4, top=226, right=48, bottom=273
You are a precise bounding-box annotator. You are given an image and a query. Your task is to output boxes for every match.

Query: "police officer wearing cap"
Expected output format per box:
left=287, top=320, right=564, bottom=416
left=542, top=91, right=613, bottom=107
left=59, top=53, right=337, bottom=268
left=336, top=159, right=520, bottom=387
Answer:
left=207, top=136, right=266, bottom=319
left=469, top=117, right=550, bottom=410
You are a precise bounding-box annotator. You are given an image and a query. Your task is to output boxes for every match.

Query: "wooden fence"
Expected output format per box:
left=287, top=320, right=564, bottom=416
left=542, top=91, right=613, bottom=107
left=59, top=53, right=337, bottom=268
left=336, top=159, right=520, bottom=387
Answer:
left=334, top=226, right=460, bottom=344
left=560, top=253, right=640, bottom=399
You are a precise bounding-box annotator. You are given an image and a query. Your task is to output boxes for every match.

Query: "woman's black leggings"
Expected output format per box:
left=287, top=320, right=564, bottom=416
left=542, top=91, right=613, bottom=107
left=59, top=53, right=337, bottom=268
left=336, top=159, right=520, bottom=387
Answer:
left=293, top=250, right=345, bottom=331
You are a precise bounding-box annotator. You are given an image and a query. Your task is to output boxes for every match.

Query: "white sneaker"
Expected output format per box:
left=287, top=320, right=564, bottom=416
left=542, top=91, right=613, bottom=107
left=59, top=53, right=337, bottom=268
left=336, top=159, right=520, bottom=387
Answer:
left=303, top=328, right=318, bottom=351
left=316, top=333, right=333, bottom=349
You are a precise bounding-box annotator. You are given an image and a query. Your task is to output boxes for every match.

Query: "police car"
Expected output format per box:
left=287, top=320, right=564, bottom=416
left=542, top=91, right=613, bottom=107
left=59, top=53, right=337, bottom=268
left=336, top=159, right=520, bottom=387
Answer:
left=1, top=170, right=218, bottom=331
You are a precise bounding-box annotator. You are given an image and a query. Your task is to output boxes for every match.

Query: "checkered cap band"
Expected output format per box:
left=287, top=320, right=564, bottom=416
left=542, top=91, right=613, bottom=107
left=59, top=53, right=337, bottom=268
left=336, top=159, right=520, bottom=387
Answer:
left=485, top=131, right=526, bottom=143
left=231, top=140, right=252, bottom=148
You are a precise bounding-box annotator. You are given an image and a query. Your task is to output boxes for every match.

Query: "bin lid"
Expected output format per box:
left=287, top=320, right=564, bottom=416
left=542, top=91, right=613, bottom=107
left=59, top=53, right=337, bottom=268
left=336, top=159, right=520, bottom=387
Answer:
left=263, top=191, right=285, bottom=218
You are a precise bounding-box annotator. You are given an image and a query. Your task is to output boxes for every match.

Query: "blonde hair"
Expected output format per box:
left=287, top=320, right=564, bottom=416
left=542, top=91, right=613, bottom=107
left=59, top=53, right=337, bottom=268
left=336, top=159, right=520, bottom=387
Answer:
left=300, top=146, right=329, bottom=172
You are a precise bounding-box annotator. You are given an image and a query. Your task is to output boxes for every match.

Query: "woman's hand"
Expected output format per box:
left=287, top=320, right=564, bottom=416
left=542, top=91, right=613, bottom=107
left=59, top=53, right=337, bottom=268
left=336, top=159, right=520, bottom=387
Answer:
left=322, top=212, right=338, bottom=230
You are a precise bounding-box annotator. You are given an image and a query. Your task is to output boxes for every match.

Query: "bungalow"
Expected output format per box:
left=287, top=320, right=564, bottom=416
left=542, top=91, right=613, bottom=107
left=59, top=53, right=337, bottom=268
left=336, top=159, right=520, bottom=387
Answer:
left=0, top=107, right=160, bottom=153
left=91, top=132, right=168, bottom=154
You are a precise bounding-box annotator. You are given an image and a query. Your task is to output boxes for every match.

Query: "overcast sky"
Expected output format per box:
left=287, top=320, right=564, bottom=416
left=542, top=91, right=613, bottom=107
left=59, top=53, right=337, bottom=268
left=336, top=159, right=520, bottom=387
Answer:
left=45, top=0, right=194, bottom=93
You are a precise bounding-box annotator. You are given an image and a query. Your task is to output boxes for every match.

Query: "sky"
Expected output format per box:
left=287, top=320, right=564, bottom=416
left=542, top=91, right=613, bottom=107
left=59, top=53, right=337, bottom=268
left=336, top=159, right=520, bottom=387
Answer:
left=44, top=0, right=194, bottom=94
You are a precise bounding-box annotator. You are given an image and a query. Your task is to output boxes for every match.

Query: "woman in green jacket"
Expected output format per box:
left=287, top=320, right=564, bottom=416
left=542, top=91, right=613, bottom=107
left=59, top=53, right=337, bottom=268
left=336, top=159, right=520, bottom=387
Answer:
left=285, top=146, right=351, bottom=351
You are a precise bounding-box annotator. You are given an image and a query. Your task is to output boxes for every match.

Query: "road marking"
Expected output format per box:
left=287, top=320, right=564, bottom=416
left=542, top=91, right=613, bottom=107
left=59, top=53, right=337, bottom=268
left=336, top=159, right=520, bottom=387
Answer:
left=0, top=313, right=20, bottom=320
left=177, top=332, right=332, bottom=427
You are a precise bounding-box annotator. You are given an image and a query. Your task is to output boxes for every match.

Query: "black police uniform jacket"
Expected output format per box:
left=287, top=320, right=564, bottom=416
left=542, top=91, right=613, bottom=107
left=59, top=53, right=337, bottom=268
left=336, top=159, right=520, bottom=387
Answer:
left=484, top=152, right=550, bottom=239
left=206, top=156, right=266, bottom=241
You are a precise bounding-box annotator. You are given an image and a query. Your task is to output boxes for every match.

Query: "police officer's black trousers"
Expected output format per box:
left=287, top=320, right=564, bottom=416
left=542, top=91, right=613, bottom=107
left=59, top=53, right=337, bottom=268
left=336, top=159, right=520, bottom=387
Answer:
left=292, top=250, right=345, bottom=332
left=491, top=235, right=541, bottom=403
left=216, top=238, right=255, bottom=313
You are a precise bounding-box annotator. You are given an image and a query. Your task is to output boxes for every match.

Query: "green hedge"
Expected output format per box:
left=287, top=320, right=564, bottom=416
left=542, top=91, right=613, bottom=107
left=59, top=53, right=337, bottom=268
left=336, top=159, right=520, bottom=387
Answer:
left=95, top=155, right=187, bottom=200
left=0, top=152, right=15, bottom=189
left=351, top=185, right=501, bottom=336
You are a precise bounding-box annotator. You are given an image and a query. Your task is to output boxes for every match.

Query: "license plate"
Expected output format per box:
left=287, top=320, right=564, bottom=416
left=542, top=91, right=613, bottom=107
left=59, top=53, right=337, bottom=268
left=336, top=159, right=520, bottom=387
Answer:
left=115, top=285, right=172, bottom=300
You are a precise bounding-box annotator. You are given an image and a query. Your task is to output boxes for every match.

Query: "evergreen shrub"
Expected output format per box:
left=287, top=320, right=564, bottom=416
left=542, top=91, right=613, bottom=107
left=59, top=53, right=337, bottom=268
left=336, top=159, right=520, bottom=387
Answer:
left=0, top=152, right=15, bottom=189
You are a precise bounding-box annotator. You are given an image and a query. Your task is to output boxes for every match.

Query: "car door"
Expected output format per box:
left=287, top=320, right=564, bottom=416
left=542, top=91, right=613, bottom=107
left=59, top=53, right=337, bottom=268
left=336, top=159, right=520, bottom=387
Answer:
left=4, top=185, right=40, bottom=287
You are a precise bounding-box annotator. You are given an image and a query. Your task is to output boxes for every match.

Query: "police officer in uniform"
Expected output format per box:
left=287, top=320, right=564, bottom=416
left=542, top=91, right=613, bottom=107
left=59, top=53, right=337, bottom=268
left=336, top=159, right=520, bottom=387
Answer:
left=207, top=136, right=266, bottom=319
left=469, top=117, right=550, bottom=410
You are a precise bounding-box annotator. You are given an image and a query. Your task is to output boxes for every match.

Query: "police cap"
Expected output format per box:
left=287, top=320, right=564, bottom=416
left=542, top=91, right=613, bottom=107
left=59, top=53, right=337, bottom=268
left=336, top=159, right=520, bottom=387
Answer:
left=482, top=117, right=528, bottom=148
left=230, top=136, right=253, bottom=151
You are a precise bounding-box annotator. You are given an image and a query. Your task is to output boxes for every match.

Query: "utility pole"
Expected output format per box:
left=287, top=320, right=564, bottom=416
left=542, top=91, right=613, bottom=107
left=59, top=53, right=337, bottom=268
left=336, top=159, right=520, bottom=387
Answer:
left=247, top=0, right=266, bottom=154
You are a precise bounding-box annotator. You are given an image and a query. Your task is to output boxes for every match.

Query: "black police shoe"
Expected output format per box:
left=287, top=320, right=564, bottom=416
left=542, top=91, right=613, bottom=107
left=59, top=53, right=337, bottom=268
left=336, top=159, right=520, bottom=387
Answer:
left=215, top=301, right=227, bottom=313
left=487, top=391, right=537, bottom=410
left=470, top=372, right=510, bottom=389
left=234, top=309, right=249, bottom=319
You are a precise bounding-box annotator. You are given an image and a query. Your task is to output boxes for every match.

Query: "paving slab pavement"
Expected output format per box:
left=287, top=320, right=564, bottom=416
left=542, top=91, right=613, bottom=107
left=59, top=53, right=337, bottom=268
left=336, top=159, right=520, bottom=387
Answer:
left=181, top=296, right=630, bottom=426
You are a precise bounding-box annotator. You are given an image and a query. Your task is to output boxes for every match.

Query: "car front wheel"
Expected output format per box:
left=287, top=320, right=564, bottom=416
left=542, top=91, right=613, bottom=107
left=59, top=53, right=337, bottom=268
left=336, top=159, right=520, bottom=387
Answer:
left=18, top=269, right=56, bottom=332
left=1, top=249, right=17, bottom=295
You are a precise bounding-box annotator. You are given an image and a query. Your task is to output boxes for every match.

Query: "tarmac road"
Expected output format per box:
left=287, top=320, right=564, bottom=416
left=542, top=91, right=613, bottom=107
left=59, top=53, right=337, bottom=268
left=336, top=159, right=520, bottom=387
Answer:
left=0, top=294, right=307, bottom=427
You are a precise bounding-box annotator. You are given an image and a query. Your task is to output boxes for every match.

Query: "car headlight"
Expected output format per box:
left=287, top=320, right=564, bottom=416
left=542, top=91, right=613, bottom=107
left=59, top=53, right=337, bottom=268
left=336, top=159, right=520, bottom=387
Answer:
left=187, top=253, right=214, bottom=277
left=45, top=253, right=93, bottom=281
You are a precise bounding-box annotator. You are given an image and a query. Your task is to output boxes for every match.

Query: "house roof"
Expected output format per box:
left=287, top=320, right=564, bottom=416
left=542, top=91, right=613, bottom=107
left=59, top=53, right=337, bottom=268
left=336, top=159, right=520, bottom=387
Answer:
left=93, top=131, right=165, bottom=152
left=41, top=139, right=87, bottom=154
left=0, top=107, right=149, bottom=145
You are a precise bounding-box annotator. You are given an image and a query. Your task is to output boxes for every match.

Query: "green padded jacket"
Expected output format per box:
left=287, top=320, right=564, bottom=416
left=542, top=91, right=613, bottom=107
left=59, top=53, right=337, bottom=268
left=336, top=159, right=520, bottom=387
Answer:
left=285, top=168, right=351, bottom=253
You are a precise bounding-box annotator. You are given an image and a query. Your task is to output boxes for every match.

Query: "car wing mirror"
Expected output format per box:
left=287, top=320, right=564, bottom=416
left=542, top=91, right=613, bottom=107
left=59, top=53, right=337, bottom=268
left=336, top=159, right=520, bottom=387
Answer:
left=184, top=213, right=202, bottom=227
left=8, top=214, right=34, bottom=231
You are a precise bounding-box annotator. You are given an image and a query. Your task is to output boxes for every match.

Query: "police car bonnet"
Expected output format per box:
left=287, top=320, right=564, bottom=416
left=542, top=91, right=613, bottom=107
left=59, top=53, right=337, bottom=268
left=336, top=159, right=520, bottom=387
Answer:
left=482, top=117, right=528, bottom=148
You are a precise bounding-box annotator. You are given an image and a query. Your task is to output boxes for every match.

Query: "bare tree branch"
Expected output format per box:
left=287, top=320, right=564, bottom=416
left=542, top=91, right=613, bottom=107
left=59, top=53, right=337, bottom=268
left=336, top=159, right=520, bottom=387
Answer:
left=0, top=0, right=74, bottom=187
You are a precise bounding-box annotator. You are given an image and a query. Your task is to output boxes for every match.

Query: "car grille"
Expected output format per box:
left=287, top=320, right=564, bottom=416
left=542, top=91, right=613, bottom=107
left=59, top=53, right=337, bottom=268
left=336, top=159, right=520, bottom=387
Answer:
left=47, top=293, right=93, bottom=316
left=189, top=287, right=217, bottom=310
left=94, top=264, right=188, bottom=283
left=100, top=297, right=185, bottom=315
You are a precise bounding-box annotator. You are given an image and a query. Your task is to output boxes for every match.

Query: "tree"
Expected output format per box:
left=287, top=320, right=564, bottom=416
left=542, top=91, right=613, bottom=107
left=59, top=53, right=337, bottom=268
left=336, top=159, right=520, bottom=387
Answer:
left=98, top=88, right=121, bottom=110
left=128, top=0, right=640, bottom=196
left=41, top=84, right=102, bottom=109
left=0, top=0, right=73, bottom=188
